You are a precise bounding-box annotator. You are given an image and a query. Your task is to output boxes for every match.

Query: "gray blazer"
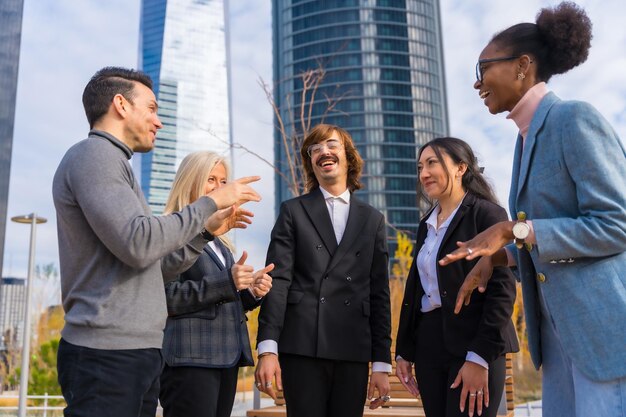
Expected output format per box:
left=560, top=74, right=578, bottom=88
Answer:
left=509, top=92, right=626, bottom=382
left=162, top=239, right=260, bottom=368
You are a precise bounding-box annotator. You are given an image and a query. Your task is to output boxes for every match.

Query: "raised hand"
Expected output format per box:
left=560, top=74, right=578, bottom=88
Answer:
left=453, top=255, right=494, bottom=314
left=251, top=263, right=274, bottom=298
left=438, top=221, right=514, bottom=266
left=396, top=358, right=419, bottom=397
left=205, top=205, right=254, bottom=236
left=230, top=251, right=254, bottom=290
left=208, top=176, right=261, bottom=208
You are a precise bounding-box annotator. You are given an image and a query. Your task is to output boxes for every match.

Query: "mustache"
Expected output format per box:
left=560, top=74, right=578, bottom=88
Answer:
left=316, top=155, right=338, bottom=166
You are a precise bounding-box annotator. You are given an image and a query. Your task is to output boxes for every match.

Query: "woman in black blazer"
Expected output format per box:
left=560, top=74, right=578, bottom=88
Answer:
left=395, top=137, right=518, bottom=417
left=159, top=151, right=273, bottom=417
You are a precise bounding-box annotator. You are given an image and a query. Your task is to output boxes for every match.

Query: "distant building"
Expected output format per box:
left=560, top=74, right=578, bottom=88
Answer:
left=0, top=277, right=26, bottom=350
left=135, top=0, right=233, bottom=214
left=0, top=0, right=25, bottom=276
left=272, top=0, right=449, bottom=244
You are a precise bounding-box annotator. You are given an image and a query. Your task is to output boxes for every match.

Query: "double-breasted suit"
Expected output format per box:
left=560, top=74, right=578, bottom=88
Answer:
left=508, top=92, right=626, bottom=382
left=258, top=187, right=391, bottom=363
left=396, top=193, right=519, bottom=365
left=257, top=187, right=392, bottom=417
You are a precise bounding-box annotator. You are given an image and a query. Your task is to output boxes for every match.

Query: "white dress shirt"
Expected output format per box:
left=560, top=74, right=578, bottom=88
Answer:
left=208, top=240, right=226, bottom=266
left=259, top=187, right=392, bottom=373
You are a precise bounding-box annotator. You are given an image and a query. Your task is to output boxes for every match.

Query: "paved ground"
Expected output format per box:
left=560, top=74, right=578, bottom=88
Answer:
left=230, top=392, right=543, bottom=417
left=514, top=400, right=542, bottom=416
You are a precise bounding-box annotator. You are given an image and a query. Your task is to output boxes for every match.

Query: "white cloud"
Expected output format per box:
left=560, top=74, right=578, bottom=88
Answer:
left=4, top=0, right=625, bottom=278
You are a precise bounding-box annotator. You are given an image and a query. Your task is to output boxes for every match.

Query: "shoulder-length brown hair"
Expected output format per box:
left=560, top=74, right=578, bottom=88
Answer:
left=300, top=124, right=364, bottom=193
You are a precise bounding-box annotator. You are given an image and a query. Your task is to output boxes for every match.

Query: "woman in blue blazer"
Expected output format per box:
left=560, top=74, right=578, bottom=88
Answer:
left=441, top=3, right=626, bottom=417
left=396, top=137, right=518, bottom=417
left=159, top=151, right=273, bottom=417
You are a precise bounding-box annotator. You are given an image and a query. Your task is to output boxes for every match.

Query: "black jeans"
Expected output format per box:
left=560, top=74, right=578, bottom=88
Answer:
left=57, top=338, right=164, bottom=417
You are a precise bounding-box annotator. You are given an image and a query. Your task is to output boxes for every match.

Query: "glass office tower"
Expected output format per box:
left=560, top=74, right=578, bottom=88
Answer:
left=0, top=277, right=25, bottom=350
left=0, top=0, right=24, bottom=277
left=137, top=0, right=232, bottom=214
left=273, top=0, right=449, bottom=241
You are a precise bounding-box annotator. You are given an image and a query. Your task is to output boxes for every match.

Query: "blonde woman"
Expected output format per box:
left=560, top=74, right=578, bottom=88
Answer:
left=159, top=151, right=273, bottom=417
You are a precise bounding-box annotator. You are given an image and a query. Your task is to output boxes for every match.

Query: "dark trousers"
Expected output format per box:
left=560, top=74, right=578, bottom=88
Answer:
left=159, top=365, right=239, bottom=417
left=279, top=353, right=369, bottom=417
left=414, top=309, right=506, bottom=417
left=57, top=338, right=163, bottom=417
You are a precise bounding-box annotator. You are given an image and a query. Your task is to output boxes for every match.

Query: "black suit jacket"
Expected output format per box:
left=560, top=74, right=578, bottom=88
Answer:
left=162, top=240, right=260, bottom=368
left=258, top=188, right=392, bottom=364
left=396, top=193, right=519, bottom=364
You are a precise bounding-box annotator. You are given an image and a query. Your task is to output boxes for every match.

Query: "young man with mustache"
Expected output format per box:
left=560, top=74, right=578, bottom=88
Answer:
left=254, top=124, right=392, bottom=417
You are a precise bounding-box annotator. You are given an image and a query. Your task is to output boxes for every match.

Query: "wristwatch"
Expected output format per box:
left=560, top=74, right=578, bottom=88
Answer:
left=512, top=211, right=531, bottom=249
left=200, top=228, right=214, bottom=241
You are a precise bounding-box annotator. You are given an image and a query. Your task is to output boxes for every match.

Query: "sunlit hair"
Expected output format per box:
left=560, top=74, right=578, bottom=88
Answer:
left=417, top=137, right=499, bottom=211
left=82, top=66, right=153, bottom=129
left=490, top=1, right=592, bottom=83
left=300, top=124, right=363, bottom=193
left=164, top=151, right=234, bottom=252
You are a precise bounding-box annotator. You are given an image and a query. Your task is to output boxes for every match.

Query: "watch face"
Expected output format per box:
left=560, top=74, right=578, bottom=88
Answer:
left=513, top=222, right=530, bottom=240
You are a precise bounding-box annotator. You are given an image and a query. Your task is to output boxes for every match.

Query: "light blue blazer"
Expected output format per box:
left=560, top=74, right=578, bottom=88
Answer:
left=508, top=92, right=626, bottom=382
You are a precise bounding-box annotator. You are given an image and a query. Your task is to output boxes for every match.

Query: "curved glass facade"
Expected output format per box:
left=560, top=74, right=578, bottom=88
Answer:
left=0, top=0, right=24, bottom=277
left=137, top=0, right=232, bottom=214
left=273, top=0, right=449, bottom=241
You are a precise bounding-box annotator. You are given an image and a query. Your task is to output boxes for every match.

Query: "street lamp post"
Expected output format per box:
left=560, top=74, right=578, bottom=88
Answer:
left=11, top=213, right=47, bottom=417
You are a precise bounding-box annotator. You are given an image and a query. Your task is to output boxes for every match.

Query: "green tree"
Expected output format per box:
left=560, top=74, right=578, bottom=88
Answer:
left=28, top=339, right=61, bottom=396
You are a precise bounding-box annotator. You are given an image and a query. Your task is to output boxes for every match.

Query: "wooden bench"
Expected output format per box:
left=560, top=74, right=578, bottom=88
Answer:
left=247, top=354, right=514, bottom=417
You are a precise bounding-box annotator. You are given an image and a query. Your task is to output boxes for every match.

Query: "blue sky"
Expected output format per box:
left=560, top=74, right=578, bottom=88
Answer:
left=4, top=0, right=625, bottom=278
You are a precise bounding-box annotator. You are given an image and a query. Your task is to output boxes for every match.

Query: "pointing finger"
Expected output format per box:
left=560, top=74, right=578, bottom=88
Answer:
left=234, top=176, right=261, bottom=184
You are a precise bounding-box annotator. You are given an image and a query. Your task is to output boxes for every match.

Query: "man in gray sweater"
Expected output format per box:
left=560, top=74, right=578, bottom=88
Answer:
left=52, top=67, right=260, bottom=417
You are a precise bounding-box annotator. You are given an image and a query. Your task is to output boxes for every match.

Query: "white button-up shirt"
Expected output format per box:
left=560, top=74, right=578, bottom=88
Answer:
left=417, top=204, right=461, bottom=313
left=319, top=187, right=350, bottom=243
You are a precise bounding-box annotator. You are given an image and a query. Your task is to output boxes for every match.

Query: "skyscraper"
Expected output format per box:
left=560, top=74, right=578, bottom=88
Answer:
left=136, top=0, right=233, bottom=214
left=0, top=0, right=25, bottom=277
left=272, top=0, right=449, bottom=241
left=0, top=277, right=25, bottom=350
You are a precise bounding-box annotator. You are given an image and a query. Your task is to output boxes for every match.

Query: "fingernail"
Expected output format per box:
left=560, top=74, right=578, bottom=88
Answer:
left=404, top=377, right=408, bottom=383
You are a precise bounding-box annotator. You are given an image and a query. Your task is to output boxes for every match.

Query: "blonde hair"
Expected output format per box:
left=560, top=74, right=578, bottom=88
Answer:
left=164, top=151, right=235, bottom=252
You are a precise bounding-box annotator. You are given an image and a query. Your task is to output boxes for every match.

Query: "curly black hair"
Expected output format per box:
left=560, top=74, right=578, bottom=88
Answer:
left=490, top=1, right=592, bottom=82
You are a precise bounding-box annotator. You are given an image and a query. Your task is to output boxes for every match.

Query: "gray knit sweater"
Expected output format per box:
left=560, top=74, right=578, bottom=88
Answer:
left=53, top=130, right=217, bottom=349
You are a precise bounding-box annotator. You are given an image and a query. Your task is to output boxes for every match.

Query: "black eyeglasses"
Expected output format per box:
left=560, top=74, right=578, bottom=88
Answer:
left=475, top=56, right=520, bottom=83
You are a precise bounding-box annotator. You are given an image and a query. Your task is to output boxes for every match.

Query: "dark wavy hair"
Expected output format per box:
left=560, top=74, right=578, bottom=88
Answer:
left=82, top=67, right=154, bottom=128
left=417, top=137, right=498, bottom=208
left=490, top=1, right=592, bottom=82
left=300, top=124, right=364, bottom=193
